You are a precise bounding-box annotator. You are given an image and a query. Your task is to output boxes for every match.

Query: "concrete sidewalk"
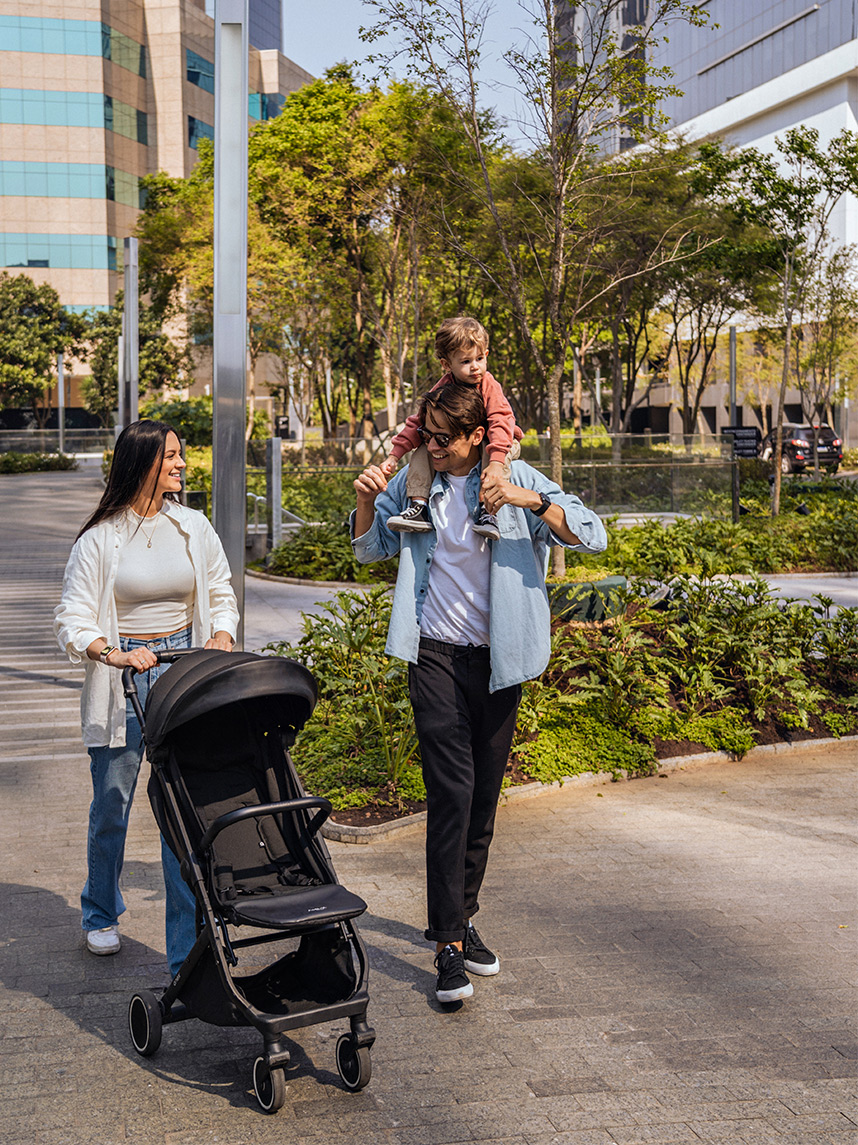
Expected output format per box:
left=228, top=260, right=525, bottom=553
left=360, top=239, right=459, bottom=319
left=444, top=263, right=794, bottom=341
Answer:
left=0, top=469, right=856, bottom=1144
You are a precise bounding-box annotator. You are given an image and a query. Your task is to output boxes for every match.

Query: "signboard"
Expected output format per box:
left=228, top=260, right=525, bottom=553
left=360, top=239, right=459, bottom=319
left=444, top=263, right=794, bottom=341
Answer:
left=721, top=426, right=761, bottom=458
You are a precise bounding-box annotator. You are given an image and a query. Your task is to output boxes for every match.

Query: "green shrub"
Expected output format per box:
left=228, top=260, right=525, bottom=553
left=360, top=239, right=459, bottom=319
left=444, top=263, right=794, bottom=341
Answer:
left=268, top=577, right=856, bottom=813
left=265, top=588, right=422, bottom=808
left=0, top=451, right=77, bottom=474
left=266, top=523, right=398, bottom=583
left=140, top=395, right=268, bottom=445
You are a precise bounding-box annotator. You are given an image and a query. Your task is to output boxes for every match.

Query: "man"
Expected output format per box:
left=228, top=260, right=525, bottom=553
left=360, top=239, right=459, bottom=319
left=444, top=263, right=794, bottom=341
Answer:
left=352, top=382, right=606, bottom=1004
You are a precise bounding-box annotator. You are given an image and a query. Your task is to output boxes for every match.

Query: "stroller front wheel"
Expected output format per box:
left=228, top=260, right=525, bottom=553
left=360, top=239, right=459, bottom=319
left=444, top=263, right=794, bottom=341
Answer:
left=252, top=1056, right=286, bottom=1113
left=128, top=991, right=163, bottom=1057
left=336, top=1034, right=372, bottom=1091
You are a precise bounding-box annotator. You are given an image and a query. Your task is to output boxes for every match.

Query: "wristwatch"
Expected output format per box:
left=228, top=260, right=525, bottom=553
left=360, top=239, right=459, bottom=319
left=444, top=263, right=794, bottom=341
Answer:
left=99, top=645, right=117, bottom=663
left=532, top=492, right=551, bottom=516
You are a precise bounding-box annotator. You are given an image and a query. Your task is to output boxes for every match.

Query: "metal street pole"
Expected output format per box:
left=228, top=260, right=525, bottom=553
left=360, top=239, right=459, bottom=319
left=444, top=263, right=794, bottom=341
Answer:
left=116, top=333, right=126, bottom=439
left=729, top=324, right=737, bottom=426
left=212, top=0, right=248, bottom=647
left=123, top=237, right=139, bottom=424
left=57, top=352, right=65, bottom=455
left=729, top=326, right=739, bottom=524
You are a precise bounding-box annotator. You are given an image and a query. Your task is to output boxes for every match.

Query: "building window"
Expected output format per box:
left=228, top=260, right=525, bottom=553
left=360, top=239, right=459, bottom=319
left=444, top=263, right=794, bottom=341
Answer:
left=103, top=96, right=148, bottom=145
left=186, top=49, right=215, bottom=94
left=249, top=92, right=284, bottom=121
left=101, top=23, right=147, bottom=77
left=0, top=90, right=147, bottom=144
left=0, top=161, right=142, bottom=207
left=0, top=15, right=146, bottom=76
left=0, top=234, right=119, bottom=270
left=188, top=116, right=214, bottom=149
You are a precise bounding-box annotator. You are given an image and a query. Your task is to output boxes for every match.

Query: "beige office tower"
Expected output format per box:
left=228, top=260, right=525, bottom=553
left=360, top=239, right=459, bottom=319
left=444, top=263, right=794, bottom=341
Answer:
left=0, top=0, right=312, bottom=314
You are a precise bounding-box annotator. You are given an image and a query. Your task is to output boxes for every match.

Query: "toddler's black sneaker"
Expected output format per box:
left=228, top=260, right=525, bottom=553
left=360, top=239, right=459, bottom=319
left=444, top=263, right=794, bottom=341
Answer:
left=388, top=501, right=432, bottom=533
left=463, top=921, right=500, bottom=975
left=473, top=508, right=500, bottom=541
left=434, top=944, right=474, bottom=1003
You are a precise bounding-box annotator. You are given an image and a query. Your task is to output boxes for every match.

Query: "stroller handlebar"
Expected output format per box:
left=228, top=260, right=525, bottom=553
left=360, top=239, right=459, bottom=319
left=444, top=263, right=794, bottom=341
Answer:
left=196, top=798, right=333, bottom=854
left=121, top=649, right=202, bottom=724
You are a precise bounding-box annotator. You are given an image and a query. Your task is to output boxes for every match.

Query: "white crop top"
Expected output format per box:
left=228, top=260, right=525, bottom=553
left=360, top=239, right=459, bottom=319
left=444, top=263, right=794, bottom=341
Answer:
left=115, top=508, right=196, bottom=634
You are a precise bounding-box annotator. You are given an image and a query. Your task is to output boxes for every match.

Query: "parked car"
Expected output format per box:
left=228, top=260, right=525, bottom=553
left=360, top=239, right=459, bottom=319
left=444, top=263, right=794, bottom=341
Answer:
left=759, top=424, right=842, bottom=474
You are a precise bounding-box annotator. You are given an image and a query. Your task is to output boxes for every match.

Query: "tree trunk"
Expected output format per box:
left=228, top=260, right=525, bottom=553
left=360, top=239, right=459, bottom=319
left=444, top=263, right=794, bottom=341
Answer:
left=547, top=361, right=566, bottom=579
left=771, top=318, right=793, bottom=516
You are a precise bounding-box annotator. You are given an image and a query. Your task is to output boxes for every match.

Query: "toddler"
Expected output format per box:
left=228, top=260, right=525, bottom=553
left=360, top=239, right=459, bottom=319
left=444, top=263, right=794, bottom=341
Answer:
left=381, top=317, right=522, bottom=541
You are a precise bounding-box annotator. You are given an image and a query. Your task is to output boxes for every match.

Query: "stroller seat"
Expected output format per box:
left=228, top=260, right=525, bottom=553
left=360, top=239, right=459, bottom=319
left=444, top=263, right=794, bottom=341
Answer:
left=163, top=698, right=367, bottom=932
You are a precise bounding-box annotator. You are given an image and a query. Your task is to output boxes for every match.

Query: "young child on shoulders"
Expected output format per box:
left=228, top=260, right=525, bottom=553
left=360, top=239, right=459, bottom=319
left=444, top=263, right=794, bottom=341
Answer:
left=381, top=316, right=522, bottom=540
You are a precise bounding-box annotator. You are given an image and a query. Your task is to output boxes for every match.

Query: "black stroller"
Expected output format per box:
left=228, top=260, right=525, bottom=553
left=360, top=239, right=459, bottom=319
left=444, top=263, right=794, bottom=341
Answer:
left=123, top=649, right=375, bottom=1113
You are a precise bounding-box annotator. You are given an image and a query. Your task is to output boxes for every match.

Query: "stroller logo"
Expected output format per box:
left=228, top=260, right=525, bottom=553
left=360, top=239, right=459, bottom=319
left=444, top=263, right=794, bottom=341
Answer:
left=307, top=906, right=326, bottom=912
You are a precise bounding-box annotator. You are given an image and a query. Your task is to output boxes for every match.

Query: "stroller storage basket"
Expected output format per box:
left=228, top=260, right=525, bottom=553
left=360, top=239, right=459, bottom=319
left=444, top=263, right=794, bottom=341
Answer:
left=124, top=649, right=375, bottom=1112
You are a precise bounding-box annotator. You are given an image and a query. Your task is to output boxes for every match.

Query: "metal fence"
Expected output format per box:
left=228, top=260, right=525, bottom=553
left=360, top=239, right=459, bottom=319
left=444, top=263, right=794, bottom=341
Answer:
left=0, top=428, right=113, bottom=454
left=1, top=428, right=736, bottom=517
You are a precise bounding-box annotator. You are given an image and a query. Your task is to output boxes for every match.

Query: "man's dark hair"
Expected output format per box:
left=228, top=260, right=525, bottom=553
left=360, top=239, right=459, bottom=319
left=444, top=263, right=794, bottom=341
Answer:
left=419, top=381, right=488, bottom=439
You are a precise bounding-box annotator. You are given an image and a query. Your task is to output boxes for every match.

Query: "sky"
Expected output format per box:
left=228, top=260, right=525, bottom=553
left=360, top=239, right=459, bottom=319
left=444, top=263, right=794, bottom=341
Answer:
left=281, top=0, right=540, bottom=136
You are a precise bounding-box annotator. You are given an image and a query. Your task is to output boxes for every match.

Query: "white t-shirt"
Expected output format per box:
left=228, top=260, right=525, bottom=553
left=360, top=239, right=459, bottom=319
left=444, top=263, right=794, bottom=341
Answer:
left=420, top=473, right=491, bottom=646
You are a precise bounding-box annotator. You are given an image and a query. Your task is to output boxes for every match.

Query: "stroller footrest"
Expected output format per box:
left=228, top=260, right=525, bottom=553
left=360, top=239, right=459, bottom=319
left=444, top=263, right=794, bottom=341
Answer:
left=225, top=883, right=367, bottom=930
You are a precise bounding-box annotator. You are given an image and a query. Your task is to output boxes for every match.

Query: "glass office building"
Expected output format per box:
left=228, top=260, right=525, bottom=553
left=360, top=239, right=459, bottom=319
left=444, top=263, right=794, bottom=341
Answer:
left=0, top=0, right=313, bottom=314
left=650, top=0, right=858, bottom=247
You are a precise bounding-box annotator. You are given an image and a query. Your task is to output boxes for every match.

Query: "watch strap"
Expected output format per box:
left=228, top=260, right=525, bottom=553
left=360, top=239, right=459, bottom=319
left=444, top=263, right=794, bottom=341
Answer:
left=532, top=492, right=551, bottom=517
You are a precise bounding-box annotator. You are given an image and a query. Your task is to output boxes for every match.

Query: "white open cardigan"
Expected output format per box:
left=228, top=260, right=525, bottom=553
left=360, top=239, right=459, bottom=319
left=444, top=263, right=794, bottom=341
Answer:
left=54, top=502, right=239, bottom=748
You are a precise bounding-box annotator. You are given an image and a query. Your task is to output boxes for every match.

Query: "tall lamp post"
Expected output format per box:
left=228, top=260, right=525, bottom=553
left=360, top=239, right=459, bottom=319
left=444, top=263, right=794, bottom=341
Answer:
left=212, top=0, right=248, bottom=647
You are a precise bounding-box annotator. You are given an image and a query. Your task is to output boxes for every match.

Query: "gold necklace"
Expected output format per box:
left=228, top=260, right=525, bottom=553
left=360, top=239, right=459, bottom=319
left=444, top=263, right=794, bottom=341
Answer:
left=135, top=510, right=161, bottom=548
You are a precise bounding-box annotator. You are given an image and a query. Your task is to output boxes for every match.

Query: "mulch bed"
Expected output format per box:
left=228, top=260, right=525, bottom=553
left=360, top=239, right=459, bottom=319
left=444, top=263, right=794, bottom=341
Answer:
left=328, top=715, right=848, bottom=828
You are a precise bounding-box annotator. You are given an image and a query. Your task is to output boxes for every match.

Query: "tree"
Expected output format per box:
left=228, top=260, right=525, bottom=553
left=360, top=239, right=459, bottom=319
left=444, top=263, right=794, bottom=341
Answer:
left=736, top=325, right=783, bottom=437
left=81, top=291, right=186, bottom=426
left=719, top=126, right=858, bottom=512
left=0, top=273, right=86, bottom=425
left=363, top=0, right=711, bottom=571
left=792, top=244, right=858, bottom=471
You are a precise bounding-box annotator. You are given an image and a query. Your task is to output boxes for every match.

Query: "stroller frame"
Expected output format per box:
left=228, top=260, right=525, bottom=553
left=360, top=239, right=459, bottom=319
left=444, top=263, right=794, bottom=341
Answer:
left=123, top=650, right=375, bottom=1112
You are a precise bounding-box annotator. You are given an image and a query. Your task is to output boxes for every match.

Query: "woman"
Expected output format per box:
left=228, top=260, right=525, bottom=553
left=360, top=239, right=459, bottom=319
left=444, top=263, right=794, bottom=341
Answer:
left=54, top=419, right=239, bottom=974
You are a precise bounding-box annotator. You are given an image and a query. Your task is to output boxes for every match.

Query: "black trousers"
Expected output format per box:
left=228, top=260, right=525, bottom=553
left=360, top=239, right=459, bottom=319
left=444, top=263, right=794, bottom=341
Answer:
left=409, top=639, right=522, bottom=944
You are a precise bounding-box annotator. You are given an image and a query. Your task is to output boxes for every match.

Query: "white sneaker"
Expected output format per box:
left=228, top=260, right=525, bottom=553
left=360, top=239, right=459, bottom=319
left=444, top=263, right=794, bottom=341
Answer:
left=86, top=925, right=120, bottom=956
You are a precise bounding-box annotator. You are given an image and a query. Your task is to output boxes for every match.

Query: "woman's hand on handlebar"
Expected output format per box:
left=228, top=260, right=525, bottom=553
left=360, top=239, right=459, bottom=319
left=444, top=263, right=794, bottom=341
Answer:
left=205, top=630, right=235, bottom=652
left=111, top=647, right=158, bottom=673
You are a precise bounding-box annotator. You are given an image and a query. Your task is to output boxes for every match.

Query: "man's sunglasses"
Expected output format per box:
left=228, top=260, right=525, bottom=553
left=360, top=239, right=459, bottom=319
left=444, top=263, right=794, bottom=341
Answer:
left=417, top=426, right=453, bottom=448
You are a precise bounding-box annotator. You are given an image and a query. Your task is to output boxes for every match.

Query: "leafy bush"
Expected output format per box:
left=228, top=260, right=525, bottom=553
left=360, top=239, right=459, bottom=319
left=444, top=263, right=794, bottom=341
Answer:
left=566, top=482, right=858, bottom=576
left=266, top=523, right=398, bottom=583
left=140, top=395, right=268, bottom=445
left=265, top=588, right=423, bottom=809
left=269, top=577, right=856, bottom=812
left=0, top=451, right=77, bottom=473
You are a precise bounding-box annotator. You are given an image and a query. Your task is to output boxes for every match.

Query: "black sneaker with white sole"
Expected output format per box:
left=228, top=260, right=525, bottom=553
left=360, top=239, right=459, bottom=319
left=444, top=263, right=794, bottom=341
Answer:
left=434, top=944, right=474, bottom=1003
left=473, top=507, right=500, bottom=541
left=387, top=502, right=432, bottom=533
left=463, top=921, right=500, bottom=975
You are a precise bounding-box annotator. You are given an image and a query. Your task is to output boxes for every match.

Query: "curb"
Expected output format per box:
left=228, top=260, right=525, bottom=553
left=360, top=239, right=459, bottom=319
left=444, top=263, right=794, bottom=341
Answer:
left=321, top=733, right=858, bottom=845
left=246, top=568, right=370, bottom=590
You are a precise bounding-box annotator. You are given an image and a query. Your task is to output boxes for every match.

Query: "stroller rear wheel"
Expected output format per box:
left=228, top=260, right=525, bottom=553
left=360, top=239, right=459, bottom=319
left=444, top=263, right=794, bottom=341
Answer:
left=252, top=1056, right=286, bottom=1113
left=128, top=991, right=163, bottom=1057
left=336, top=1034, right=372, bottom=1091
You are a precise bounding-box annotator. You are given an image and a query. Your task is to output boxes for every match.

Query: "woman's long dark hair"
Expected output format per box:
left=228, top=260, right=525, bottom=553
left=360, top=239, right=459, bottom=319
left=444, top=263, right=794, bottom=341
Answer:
left=76, top=420, right=181, bottom=541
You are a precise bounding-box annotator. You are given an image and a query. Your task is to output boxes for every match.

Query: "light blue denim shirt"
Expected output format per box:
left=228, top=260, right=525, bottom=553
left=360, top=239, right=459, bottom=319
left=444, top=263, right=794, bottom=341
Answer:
left=350, top=459, right=607, bottom=692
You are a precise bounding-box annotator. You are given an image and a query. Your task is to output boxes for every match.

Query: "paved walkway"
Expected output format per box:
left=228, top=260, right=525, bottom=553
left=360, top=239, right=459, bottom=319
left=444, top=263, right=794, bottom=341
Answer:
left=0, top=469, right=856, bottom=1144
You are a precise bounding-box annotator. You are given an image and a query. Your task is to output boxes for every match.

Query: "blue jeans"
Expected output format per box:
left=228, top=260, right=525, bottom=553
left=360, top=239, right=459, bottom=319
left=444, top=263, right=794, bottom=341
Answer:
left=82, top=626, right=196, bottom=976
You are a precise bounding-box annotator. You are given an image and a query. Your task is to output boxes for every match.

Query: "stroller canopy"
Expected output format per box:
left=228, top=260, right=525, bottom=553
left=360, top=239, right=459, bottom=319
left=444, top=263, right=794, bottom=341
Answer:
left=144, top=650, right=318, bottom=749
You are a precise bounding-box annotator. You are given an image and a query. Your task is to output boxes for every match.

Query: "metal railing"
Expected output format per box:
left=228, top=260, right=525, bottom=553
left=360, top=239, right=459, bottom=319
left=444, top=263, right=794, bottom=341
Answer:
left=0, top=428, right=113, bottom=454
